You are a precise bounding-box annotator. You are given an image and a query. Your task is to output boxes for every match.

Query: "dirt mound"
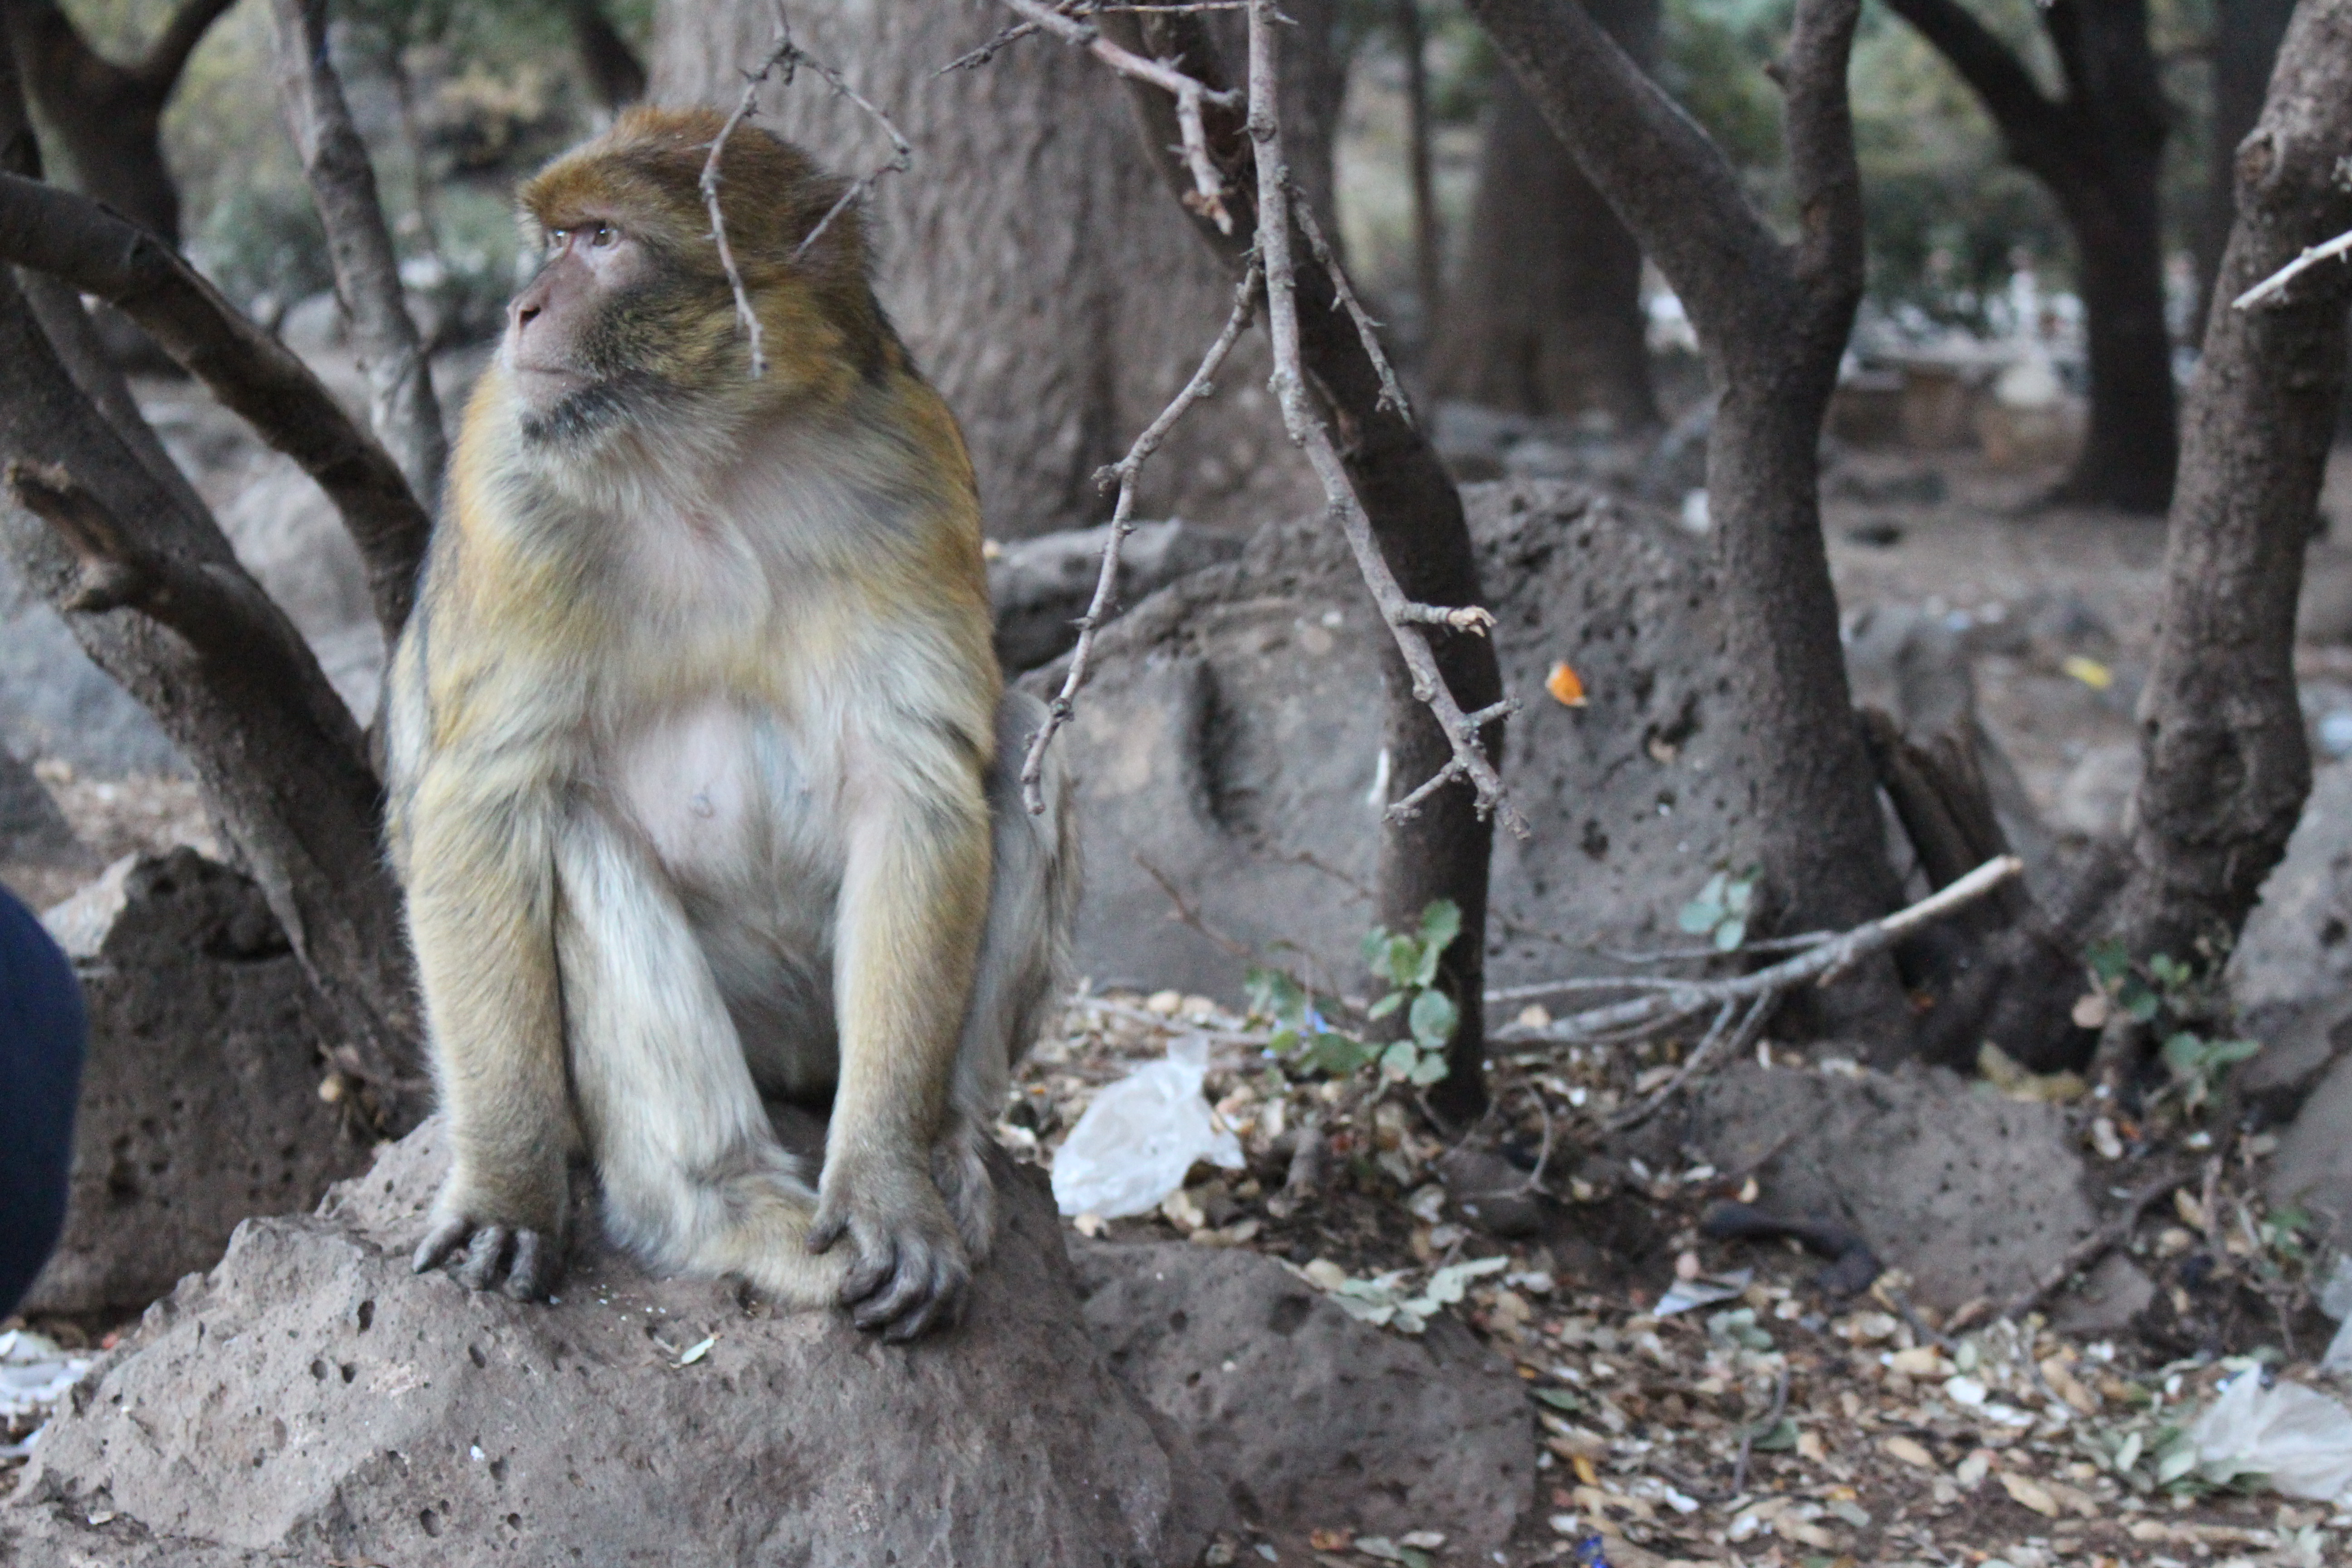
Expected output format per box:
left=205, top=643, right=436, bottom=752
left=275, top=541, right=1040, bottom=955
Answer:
left=5, top=1120, right=1214, bottom=1567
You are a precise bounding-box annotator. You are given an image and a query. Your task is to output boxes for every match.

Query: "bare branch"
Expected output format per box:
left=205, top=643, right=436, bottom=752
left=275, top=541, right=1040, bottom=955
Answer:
left=1287, top=185, right=1410, bottom=421
left=1495, top=854, right=2024, bottom=1048
left=2233, top=225, right=2352, bottom=309
left=1246, top=0, right=1521, bottom=833
left=998, top=0, right=1245, bottom=105
left=0, top=170, right=433, bottom=639
left=701, top=6, right=913, bottom=378
left=269, top=0, right=447, bottom=518
left=1020, top=260, right=1262, bottom=813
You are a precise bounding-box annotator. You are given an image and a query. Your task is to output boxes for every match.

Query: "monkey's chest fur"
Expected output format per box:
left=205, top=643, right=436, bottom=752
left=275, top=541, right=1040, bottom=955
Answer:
left=604, top=695, right=852, bottom=1102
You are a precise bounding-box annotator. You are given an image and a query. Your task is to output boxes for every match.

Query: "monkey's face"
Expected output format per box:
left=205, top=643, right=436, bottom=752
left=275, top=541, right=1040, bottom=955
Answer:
left=507, top=217, right=683, bottom=444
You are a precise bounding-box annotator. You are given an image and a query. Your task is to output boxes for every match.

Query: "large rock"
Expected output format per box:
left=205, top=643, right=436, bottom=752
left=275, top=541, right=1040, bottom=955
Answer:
left=1037, top=478, right=1745, bottom=999
left=20, top=850, right=368, bottom=1316
left=1073, top=1240, right=1535, bottom=1555
left=1670, top=1062, right=2103, bottom=1311
left=5, top=1122, right=1215, bottom=1567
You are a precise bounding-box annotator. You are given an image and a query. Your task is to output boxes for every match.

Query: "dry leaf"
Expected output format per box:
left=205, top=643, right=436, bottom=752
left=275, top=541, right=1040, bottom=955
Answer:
left=1546, top=661, right=1588, bottom=707
left=1999, top=1472, right=2061, bottom=1519
left=1881, top=1435, right=1939, bottom=1469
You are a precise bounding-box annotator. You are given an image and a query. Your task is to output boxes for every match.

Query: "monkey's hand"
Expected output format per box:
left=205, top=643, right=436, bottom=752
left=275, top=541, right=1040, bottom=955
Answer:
left=412, top=1176, right=564, bottom=1303
left=807, top=1158, right=970, bottom=1341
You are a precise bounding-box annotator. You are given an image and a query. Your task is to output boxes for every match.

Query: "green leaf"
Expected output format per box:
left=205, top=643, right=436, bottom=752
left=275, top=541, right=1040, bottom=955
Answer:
left=1311, top=1034, right=1378, bottom=1076
left=1411, top=936, right=1446, bottom=990
left=1360, top=926, right=1393, bottom=968
left=2161, top=1032, right=2207, bottom=1076
left=2208, top=1038, right=2262, bottom=1066
left=1268, top=1027, right=1299, bottom=1056
left=1723, top=873, right=1755, bottom=914
left=2123, top=982, right=2161, bottom=1023
left=2085, top=939, right=2130, bottom=986
left=1419, top=898, right=1462, bottom=949
left=1379, top=1039, right=1419, bottom=1081
left=1377, top=934, right=1421, bottom=987
left=1409, top=988, right=1459, bottom=1050
left=1712, top=916, right=1746, bottom=951
left=1532, top=1387, right=1580, bottom=1411
left=1408, top=1051, right=1451, bottom=1086
left=1678, top=899, right=1720, bottom=935
left=1748, top=1416, right=1800, bottom=1452
left=1367, top=990, right=1405, bottom=1020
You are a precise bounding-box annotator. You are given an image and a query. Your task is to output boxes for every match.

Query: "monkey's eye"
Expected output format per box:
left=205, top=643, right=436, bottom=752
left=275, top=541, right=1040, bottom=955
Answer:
left=545, top=228, right=568, bottom=252
left=588, top=223, right=617, bottom=249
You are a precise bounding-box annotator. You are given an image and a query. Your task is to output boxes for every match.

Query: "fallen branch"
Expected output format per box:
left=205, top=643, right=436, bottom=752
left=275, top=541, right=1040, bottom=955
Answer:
left=0, top=171, right=432, bottom=639
left=269, top=0, right=446, bottom=517
left=2001, top=1170, right=2182, bottom=1321
left=2232, top=224, right=2352, bottom=310
left=1246, top=0, right=1520, bottom=832
left=1497, top=855, right=2026, bottom=1047
left=1609, top=990, right=1773, bottom=1131
left=1019, top=261, right=1260, bottom=812
left=701, top=5, right=911, bottom=377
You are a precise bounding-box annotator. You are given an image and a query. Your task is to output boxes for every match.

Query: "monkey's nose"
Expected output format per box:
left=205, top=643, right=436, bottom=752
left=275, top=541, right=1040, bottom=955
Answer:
left=516, top=303, right=543, bottom=329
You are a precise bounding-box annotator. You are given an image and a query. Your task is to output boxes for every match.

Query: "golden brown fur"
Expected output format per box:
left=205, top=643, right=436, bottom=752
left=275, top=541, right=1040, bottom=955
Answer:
left=387, top=108, right=1074, bottom=1338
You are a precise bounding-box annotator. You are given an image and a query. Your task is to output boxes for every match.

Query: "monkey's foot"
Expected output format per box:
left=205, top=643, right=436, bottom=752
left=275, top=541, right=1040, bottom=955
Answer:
left=413, top=1216, right=560, bottom=1302
left=807, top=1169, right=971, bottom=1342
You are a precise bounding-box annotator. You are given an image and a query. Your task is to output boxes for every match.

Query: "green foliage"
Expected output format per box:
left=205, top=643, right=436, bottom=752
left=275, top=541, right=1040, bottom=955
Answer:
left=2085, top=939, right=2258, bottom=1114
left=195, top=183, right=333, bottom=312
left=1676, top=867, right=1757, bottom=952
left=1245, top=899, right=1463, bottom=1088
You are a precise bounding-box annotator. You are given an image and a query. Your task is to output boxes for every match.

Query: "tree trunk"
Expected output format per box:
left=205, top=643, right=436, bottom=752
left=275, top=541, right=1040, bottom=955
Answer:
left=1395, top=0, right=1441, bottom=329
left=1884, top=0, right=2177, bottom=513
left=568, top=0, right=647, bottom=113
left=2117, top=0, right=2352, bottom=967
left=1104, top=8, right=1504, bottom=1122
left=2, top=0, right=237, bottom=246
left=1435, top=0, right=1660, bottom=431
left=650, top=0, right=1311, bottom=539
left=2192, top=0, right=2296, bottom=339
left=1465, top=0, right=1912, bottom=1045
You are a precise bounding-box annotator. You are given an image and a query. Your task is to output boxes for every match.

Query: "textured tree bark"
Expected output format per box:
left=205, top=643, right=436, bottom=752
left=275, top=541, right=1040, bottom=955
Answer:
left=2192, top=0, right=2297, bottom=341
left=1465, top=0, right=1913, bottom=1046
left=1, top=0, right=236, bottom=245
left=1394, top=0, right=1441, bottom=328
left=1104, top=8, right=1504, bottom=1122
left=650, top=0, right=1312, bottom=538
left=1882, top=0, right=2176, bottom=514
left=2117, top=0, right=2352, bottom=968
left=1435, top=0, right=1659, bottom=431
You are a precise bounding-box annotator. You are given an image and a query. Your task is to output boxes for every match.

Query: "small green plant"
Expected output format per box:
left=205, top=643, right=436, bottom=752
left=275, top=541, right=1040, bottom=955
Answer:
left=2086, top=940, right=2257, bottom=1112
left=1244, top=900, right=1461, bottom=1087
left=1677, top=867, right=1758, bottom=951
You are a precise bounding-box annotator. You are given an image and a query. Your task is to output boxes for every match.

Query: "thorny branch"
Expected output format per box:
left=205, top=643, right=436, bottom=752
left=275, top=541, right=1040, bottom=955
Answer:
left=1497, top=855, right=2026, bottom=1048
left=1287, top=186, right=1410, bottom=422
left=1246, top=0, right=1519, bottom=832
left=1019, top=261, right=1263, bottom=813
left=702, top=6, right=911, bottom=378
left=997, top=0, right=1242, bottom=230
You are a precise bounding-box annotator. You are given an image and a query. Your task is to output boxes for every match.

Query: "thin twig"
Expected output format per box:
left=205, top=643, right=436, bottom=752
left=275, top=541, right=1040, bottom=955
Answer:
left=2233, top=225, right=2352, bottom=309
left=2001, top=1170, right=2182, bottom=1321
left=1730, top=1362, right=1791, bottom=1498
left=1019, top=261, right=1261, bottom=812
left=1608, top=991, right=1772, bottom=1131
left=1498, top=855, right=2025, bottom=1046
left=1288, top=186, right=1410, bottom=421
left=700, top=6, right=911, bottom=378
left=1246, top=0, right=1519, bottom=834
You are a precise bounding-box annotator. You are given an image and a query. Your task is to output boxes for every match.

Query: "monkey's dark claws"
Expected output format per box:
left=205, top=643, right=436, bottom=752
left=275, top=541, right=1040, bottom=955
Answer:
left=413, top=1215, right=472, bottom=1275
left=456, top=1225, right=511, bottom=1290
left=413, top=1217, right=559, bottom=1301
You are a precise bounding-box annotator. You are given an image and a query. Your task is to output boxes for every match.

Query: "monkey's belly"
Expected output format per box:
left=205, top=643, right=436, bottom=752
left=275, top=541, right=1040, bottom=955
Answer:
left=608, top=701, right=847, bottom=1099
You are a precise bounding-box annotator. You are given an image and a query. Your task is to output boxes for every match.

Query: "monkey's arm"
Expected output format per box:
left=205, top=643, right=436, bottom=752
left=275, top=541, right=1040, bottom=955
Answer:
left=812, top=715, right=994, bottom=1339
left=403, top=758, right=573, bottom=1300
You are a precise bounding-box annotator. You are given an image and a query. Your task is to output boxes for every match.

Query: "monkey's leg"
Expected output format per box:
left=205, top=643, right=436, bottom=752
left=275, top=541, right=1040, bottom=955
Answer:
left=406, top=785, right=573, bottom=1301
left=554, top=816, right=848, bottom=1308
left=935, top=691, right=1080, bottom=1260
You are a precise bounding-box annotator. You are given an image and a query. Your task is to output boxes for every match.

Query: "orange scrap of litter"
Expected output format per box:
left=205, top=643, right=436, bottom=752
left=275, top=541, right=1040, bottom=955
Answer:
left=1546, top=661, right=1588, bottom=707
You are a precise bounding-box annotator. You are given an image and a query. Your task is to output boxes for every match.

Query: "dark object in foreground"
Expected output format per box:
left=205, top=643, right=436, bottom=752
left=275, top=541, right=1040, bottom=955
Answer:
left=1702, top=1200, right=1883, bottom=1298
left=0, top=883, right=83, bottom=1317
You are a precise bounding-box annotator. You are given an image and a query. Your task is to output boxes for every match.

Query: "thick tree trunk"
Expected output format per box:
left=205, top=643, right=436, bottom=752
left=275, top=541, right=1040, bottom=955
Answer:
left=1884, top=0, right=2177, bottom=513
left=1395, top=0, right=1441, bottom=328
left=2, top=0, right=237, bottom=246
left=568, top=0, right=647, bottom=113
left=1105, top=9, right=1504, bottom=1122
left=1466, top=0, right=1912, bottom=1046
left=1435, top=0, right=1660, bottom=431
left=2193, top=0, right=2296, bottom=339
left=2117, top=0, right=2352, bottom=966
left=650, top=0, right=1311, bottom=538
left=1275, top=0, right=1350, bottom=253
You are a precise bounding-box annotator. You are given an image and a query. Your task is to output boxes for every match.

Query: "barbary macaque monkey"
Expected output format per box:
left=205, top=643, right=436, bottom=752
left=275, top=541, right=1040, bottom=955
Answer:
left=386, top=107, right=1075, bottom=1340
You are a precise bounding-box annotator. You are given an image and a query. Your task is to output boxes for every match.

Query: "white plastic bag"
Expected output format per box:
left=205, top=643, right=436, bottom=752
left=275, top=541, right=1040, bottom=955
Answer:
left=1050, top=1035, right=1243, bottom=1219
left=2187, top=1368, right=2352, bottom=1502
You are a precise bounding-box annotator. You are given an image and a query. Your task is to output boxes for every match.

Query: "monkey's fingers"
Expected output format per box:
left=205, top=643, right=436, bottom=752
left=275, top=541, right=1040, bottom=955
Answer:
left=879, top=1259, right=969, bottom=1343
left=455, top=1225, right=513, bottom=1291
left=503, top=1230, right=556, bottom=1301
left=413, top=1215, right=474, bottom=1275
left=852, top=1237, right=970, bottom=1339
left=838, top=1229, right=899, bottom=1310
